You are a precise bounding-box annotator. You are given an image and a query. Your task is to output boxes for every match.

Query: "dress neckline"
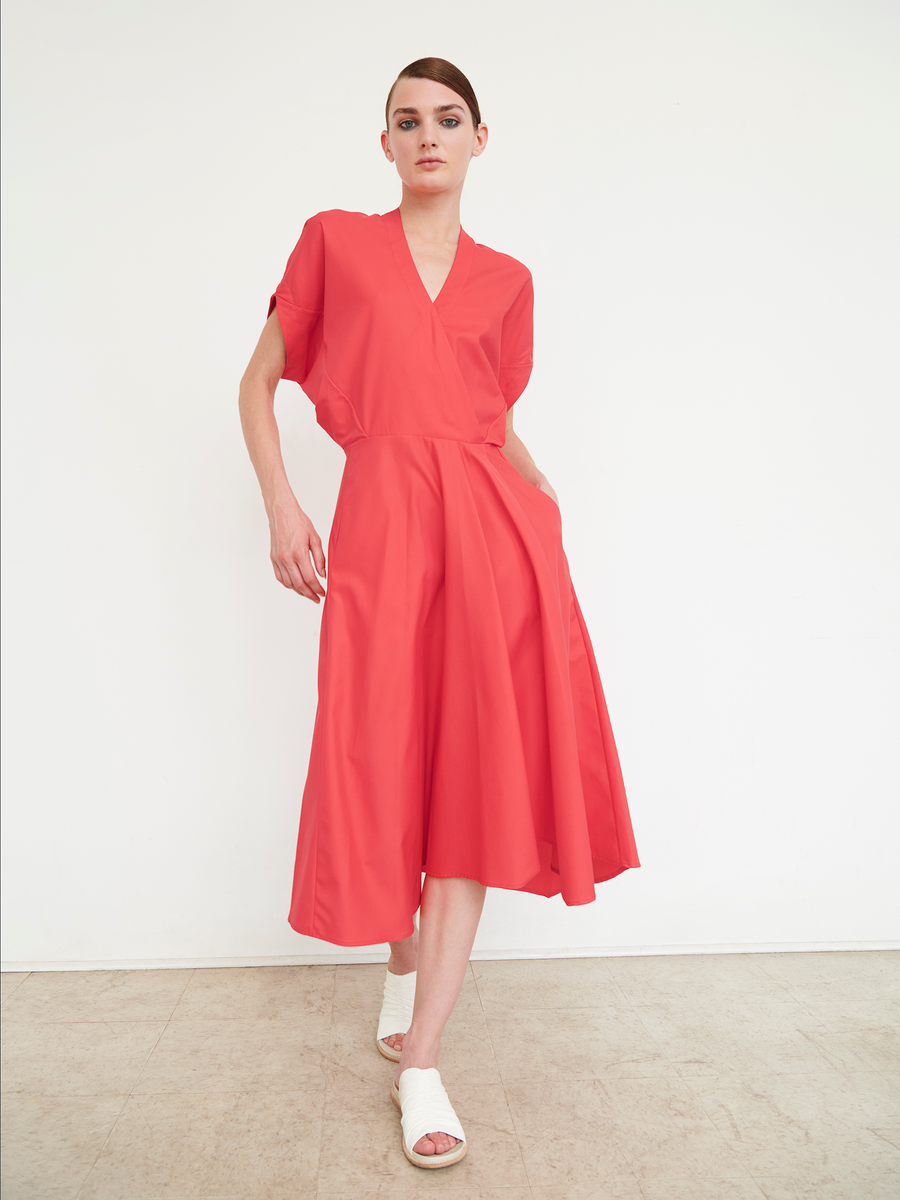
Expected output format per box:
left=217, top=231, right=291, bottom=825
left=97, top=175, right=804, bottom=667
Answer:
left=382, top=207, right=474, bottom=310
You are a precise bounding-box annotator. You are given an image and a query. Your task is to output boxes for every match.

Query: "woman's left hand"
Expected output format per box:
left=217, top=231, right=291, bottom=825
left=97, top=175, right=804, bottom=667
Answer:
left=536, top=475, right=560, bottom=508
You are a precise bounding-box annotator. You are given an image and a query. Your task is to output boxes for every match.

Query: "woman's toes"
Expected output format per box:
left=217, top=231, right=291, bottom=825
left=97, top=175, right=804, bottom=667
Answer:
left=414, top=1132, right=457, bottom=1155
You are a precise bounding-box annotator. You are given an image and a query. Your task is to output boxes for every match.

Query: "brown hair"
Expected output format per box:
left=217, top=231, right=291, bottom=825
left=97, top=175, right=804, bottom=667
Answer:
left=385, top=57, right=481, bottom=132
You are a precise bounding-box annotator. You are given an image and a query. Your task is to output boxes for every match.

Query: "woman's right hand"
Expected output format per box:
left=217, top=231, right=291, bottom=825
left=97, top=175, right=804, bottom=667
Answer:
left=239, top=309, right=327, bottom=604
left=267, top=496, right=327, bottom=603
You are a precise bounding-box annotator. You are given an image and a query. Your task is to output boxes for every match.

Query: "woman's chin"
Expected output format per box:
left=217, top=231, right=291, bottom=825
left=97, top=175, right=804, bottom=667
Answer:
left=401, top=173, right=463, bottom=196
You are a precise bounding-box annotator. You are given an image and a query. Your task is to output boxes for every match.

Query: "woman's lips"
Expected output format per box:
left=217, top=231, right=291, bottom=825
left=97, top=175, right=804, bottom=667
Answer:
left=417, top=159, right=444, bottom=168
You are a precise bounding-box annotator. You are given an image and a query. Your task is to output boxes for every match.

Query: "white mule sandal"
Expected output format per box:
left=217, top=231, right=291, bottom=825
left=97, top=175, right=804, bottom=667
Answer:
left=375, top=967, right=417, bottom=1062
left=376, top=911, right=420, bottom=1062
left=390, top=1066, right=467, bottom=1168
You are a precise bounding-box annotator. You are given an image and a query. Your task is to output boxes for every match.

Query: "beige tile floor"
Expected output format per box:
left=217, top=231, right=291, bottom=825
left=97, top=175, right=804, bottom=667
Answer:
left=1, top=951, right=898, bottom=1199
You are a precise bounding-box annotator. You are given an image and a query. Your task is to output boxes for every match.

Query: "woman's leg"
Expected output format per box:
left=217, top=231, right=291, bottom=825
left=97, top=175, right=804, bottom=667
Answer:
left=394, top=874, right=487, bottom=1157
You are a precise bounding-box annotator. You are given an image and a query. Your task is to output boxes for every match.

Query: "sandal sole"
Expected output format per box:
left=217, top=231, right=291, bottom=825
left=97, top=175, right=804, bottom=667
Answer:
left=377, top=1037, right=402, bottom=1062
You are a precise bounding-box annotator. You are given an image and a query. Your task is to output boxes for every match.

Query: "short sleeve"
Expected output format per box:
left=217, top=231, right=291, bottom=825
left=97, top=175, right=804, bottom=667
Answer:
left=267, top=216, right=326, bottom=390
left=498, top=271, right=534, bottom=409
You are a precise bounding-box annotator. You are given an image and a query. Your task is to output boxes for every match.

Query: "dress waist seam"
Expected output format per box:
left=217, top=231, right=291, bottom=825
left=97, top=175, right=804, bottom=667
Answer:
left=346, top=433, right=501, bottom=449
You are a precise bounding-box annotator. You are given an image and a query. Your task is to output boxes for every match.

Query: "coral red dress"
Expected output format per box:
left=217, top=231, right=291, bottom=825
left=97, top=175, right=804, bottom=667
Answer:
left=269, top=207, right=639, bottom=947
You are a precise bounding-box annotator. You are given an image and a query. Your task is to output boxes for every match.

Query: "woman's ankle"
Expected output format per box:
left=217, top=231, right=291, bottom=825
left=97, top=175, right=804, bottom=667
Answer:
left=398, top=1026, right=441, bottom=1067
left=387, top=931, right=419, bottom=975
left=387, top=952, right=417, bottom=975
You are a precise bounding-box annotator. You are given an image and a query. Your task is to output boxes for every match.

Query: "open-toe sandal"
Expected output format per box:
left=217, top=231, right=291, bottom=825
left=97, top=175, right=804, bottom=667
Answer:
left=390, top=1066, right=467, bottom=1168
left=375, top=967, right=416, bottom=1062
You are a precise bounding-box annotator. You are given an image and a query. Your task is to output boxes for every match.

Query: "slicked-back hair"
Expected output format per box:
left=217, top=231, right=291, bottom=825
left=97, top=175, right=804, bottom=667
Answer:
left=385, top=57, right=482, bottom=131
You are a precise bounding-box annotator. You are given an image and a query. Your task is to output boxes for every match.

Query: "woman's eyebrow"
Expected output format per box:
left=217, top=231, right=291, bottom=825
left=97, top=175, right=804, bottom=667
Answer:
left=392, top=104, right=465, bottom=118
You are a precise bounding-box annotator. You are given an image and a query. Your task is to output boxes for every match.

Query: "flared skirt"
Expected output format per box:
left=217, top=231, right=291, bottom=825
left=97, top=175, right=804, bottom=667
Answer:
left=288, top=434, right=640, bottom=946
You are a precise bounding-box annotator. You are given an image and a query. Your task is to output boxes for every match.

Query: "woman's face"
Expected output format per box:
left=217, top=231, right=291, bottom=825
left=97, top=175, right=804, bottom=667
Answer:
left=382, top=75, right=487, bottom=196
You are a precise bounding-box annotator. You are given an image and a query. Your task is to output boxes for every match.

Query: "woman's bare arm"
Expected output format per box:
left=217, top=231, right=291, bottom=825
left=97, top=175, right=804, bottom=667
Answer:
left=501, top=408, right=559, bottom=506
left=238, top=310, right=327, bottom=603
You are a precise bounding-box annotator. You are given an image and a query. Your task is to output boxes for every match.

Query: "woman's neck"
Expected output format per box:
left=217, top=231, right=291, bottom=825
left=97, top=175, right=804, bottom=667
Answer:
left=398, top=186, right=462, bottom=245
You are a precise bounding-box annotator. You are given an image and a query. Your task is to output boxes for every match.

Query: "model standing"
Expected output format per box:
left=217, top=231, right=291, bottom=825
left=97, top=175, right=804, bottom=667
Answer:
left=239, top=58, right=640, bottom=1168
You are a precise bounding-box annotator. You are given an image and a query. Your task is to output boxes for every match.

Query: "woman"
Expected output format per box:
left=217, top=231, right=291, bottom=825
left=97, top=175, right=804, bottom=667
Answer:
left=239, top=58, right=640, bottom=1168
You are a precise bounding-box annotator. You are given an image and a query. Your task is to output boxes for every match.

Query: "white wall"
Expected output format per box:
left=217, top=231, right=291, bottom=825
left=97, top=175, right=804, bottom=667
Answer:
left=2, top=0, right=898, bottom=969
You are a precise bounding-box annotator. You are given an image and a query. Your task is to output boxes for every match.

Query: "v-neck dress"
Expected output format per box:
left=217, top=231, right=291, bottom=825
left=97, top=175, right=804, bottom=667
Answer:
left=269, top=206, right=640, bottom=947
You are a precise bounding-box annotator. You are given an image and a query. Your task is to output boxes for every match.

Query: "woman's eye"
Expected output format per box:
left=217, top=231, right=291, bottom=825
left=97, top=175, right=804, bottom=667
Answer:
left=441, top=118, right=460, bottom=128
left=398, top=120, right=416, bottom=130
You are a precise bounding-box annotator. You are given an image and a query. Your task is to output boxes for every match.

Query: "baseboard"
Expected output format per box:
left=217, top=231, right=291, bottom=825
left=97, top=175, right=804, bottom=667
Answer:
left=3, top=941, right=898, bottom=972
